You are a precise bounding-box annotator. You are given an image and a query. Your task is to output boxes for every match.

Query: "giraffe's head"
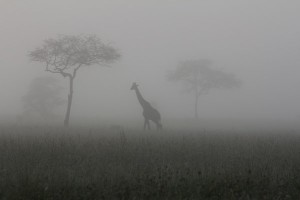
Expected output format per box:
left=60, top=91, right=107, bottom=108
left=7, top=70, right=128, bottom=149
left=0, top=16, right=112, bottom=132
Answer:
left=131, top=82, right=139, bottom=90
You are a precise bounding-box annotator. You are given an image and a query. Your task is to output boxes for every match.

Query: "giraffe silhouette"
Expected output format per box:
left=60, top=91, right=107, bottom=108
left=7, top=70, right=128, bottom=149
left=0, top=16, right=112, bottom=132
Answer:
left=131, top=82, right=162, bottom=131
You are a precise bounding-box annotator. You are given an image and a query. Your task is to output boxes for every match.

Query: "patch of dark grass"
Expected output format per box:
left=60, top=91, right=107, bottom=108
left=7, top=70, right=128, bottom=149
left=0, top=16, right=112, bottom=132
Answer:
left=0, top=126, right=299, bottom=199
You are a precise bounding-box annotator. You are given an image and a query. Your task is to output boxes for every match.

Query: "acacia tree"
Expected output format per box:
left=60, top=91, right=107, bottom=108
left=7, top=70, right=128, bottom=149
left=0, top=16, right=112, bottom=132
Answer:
left=21, top=76, right=65, bottom=123
left=29, top=35, right=120, bottom=126
left=167, top=60, right=241, bottom=119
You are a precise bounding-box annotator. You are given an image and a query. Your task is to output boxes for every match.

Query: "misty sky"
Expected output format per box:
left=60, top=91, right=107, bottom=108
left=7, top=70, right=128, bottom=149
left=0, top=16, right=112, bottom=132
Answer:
left=1, top=0, right=300, bottom=125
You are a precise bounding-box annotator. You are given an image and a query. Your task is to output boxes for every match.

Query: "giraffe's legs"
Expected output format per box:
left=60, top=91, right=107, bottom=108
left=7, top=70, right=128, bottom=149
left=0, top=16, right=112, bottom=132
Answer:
left=156, top=124, right=161, bottom=131
left=147, top=120, right=151, bottom=130
left=144, top=118, right=147, bottom=130
left=155, top=121, right=163, bottom=131
left=144, top=118, right=150, bottom=130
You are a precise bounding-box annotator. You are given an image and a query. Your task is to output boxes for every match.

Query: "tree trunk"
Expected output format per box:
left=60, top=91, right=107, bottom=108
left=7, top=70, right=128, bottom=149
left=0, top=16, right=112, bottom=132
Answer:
left=64, top=77, right=74, bottom=126
left=194, top=93, right=199, bottom=119
left=194, top=79, right=199, bottom=119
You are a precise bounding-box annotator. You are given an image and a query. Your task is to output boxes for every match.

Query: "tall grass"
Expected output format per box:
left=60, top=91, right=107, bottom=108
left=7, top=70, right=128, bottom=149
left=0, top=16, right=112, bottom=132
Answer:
left=0, top=126, right=299, bottom=199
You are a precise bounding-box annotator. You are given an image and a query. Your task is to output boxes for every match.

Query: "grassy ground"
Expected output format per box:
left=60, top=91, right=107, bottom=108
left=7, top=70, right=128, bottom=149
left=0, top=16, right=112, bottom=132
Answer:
left=0, top=126, right=299, bottom=199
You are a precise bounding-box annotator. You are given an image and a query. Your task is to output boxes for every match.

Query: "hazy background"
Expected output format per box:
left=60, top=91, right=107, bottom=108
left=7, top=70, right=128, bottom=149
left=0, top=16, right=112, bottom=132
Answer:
left=1, top=0, right=300, bottom=129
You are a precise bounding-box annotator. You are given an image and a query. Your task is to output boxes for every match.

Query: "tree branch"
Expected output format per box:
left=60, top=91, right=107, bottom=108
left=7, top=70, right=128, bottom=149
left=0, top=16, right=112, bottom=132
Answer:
left=73, top=64, right=82, bottom=78
left=45, top=63, right=72, bottom=78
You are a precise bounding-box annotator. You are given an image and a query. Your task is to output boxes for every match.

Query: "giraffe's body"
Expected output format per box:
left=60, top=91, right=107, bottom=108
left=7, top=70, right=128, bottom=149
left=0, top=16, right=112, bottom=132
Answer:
left=131, top=83, right=162, bottom=131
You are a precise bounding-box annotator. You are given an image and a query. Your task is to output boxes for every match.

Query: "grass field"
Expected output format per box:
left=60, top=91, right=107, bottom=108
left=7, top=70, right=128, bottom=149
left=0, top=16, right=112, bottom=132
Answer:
left=0, top=126, right=299, bottom=199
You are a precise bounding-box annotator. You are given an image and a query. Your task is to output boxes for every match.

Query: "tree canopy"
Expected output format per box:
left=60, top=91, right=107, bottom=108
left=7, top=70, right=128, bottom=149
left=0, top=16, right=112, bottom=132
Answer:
left=167, top=60, right=241, bottom=95
left=29, top=35, right=120, bottom=79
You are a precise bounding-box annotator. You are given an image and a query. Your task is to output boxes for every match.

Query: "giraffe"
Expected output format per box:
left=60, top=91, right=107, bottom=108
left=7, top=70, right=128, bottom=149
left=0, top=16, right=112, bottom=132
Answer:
left=131, top=82, right=163, bottom=131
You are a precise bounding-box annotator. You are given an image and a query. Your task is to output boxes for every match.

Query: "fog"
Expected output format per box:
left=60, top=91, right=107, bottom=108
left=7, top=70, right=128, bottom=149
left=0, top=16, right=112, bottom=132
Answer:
left=1, top=0, right=300, bottom=130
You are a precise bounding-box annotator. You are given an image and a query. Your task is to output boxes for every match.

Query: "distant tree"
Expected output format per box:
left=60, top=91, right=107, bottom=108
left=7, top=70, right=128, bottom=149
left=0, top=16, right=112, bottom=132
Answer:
left=21, top=76, right=65, bottom=123
left=29, top=35, right=120, bottom=126
left=167, top=59, right=241, bottom=119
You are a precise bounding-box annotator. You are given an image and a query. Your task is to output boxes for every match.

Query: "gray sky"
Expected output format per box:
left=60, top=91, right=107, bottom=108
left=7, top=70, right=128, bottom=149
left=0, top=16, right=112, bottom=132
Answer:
left=1, top=0, right=300, bottom=126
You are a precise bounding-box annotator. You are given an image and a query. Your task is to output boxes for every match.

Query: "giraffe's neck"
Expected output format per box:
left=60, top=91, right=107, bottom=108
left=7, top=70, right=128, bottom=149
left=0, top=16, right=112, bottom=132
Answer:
left=134, top=88, right=149, bottom=109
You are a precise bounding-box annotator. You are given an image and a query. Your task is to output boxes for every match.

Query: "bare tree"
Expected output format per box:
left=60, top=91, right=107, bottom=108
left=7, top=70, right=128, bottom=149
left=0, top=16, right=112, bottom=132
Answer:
left=21, top=76, right=65, bottom=124
left=167, top=60, right=241, bottom=119
left=29, top=35, right=120, bottom=126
